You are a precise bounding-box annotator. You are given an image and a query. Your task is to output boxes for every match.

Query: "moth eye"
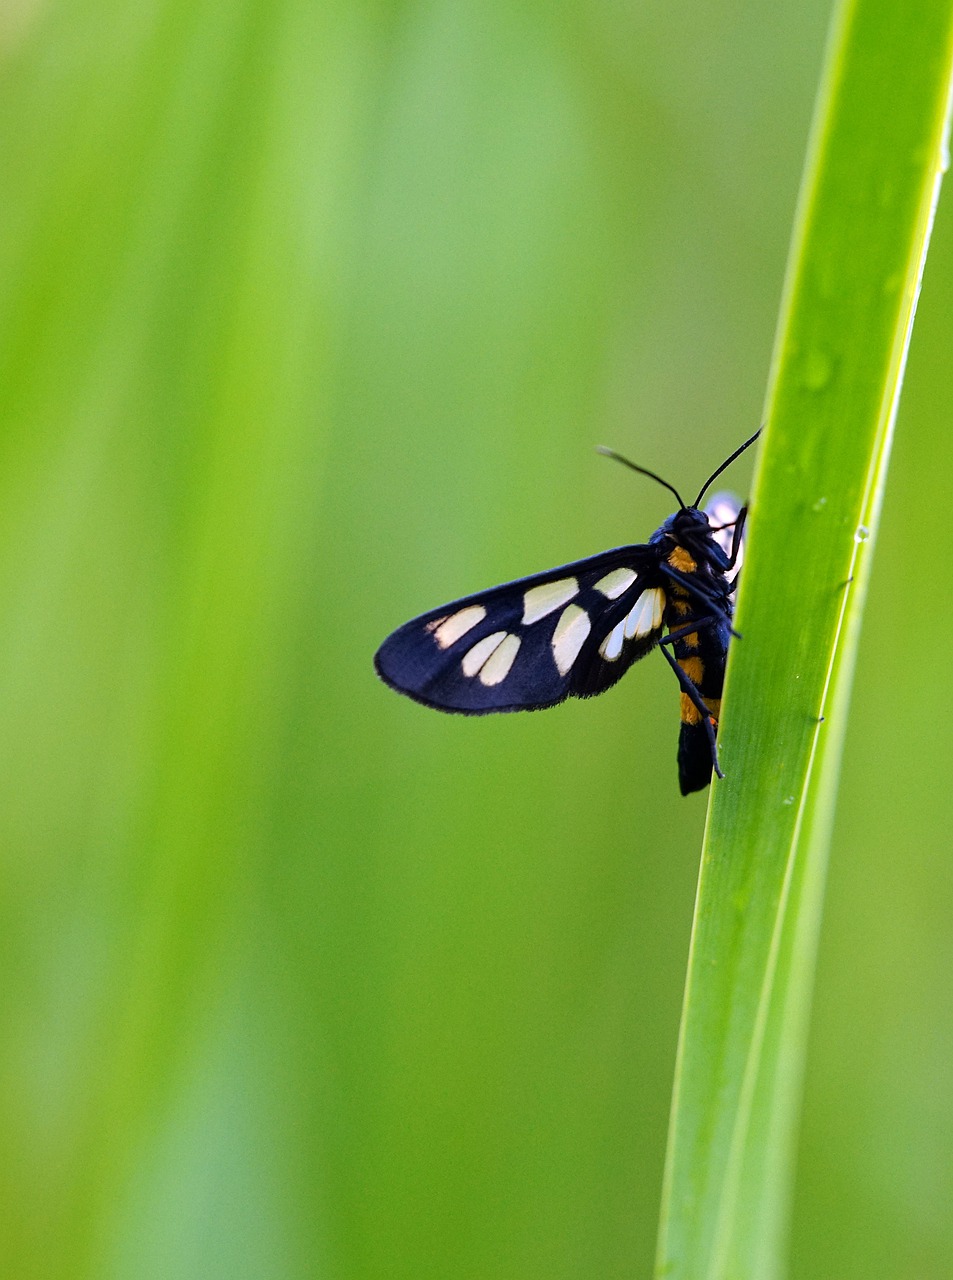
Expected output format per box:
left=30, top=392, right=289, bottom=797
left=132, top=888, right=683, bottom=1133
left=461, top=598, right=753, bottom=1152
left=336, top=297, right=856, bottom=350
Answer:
left=522, top=577, right=578, bottom=625
left=551, top=604, right=591, bottom=675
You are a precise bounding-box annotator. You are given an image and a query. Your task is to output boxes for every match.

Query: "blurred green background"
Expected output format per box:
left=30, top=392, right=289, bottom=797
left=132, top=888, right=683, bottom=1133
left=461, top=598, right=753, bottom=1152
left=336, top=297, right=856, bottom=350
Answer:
left=0, top=1, right=950, bottom=1277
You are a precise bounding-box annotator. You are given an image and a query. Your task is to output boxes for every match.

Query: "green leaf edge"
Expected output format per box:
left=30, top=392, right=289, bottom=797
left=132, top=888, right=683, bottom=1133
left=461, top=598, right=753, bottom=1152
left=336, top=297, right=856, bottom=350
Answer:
left=655, top=0, right=953, bottom=1276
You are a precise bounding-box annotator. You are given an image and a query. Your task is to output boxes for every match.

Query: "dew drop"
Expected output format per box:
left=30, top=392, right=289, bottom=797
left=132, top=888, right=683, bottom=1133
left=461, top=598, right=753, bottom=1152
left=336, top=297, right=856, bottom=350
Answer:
left=854, top=524, right=870, bottom=543
left=782, top=796, right=795, bottom=806
left=812, top=496, right=827, bottom=512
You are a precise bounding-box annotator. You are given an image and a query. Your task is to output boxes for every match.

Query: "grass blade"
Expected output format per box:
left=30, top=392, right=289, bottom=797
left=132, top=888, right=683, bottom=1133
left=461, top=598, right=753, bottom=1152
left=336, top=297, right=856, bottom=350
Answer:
left=656, top=1, right=953, bottom=1276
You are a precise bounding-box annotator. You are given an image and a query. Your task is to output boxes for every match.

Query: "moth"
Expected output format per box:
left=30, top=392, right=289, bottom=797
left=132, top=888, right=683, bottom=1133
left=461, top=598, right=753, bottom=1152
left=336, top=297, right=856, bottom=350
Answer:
left=375, top=431, right=759, bottom=793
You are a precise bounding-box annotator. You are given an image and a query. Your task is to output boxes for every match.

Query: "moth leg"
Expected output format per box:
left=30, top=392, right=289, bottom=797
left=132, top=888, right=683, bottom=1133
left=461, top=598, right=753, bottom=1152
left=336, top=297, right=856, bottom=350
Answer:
left=726, top=506, right=747, bottom=569
left=661, top=566, right=740, bottom=639
left=658, top=617, right=720, bottom=647
left=659, top=644, right=723, bottom=779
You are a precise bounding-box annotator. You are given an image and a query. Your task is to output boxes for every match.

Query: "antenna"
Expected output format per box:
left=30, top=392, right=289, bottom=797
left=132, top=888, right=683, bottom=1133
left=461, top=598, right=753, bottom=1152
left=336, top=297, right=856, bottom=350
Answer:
left=596, top=446, right=686, bottom=509
left=693, top=428, right=762, bottom=508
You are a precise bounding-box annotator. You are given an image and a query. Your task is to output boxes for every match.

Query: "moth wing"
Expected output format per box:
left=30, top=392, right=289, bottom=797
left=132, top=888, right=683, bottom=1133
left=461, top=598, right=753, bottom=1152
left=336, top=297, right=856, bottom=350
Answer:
left=374, top=546, right=665, bottom=715
left=704, top=490, right=744, bottom=586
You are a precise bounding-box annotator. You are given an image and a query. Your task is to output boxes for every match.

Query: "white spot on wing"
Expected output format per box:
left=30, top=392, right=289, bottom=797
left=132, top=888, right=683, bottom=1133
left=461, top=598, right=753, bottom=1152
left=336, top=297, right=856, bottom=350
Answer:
left=523, top=577, right=578, bottom=625
left=623, top=596, right=650, bottom=639
left=479, top=633, right=521, bottom=685
left=461, top=631, right=506, bottom=677
left=594, top=567, right=637, bottom=599
left=552, top=604, right=591, bottom=675
left=433, top=605, right=486, bottom=649
left=600, top=619, right=626, bottom=661
left=624, top=587, right=665, bottom=640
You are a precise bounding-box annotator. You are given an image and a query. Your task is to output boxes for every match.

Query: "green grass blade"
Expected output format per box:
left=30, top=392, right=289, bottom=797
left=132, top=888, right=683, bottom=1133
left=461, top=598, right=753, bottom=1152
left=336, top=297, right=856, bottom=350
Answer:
left=655, top=2, right=953, bottom=1277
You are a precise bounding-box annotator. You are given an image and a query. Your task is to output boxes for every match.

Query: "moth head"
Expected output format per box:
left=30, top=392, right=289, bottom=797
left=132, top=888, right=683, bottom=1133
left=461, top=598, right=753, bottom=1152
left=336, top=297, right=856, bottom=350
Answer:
left=671, top=505, right=712, bottom=541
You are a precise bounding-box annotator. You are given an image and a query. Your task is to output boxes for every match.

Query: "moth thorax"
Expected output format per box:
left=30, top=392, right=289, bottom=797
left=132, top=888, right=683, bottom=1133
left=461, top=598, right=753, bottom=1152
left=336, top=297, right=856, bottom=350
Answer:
left=667, top=543, right=698, bottom=574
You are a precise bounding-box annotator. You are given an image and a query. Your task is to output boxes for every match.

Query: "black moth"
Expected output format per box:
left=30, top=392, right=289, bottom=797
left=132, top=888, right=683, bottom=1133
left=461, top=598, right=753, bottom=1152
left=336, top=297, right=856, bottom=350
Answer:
left=375, top=431, right=759, bottom=794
